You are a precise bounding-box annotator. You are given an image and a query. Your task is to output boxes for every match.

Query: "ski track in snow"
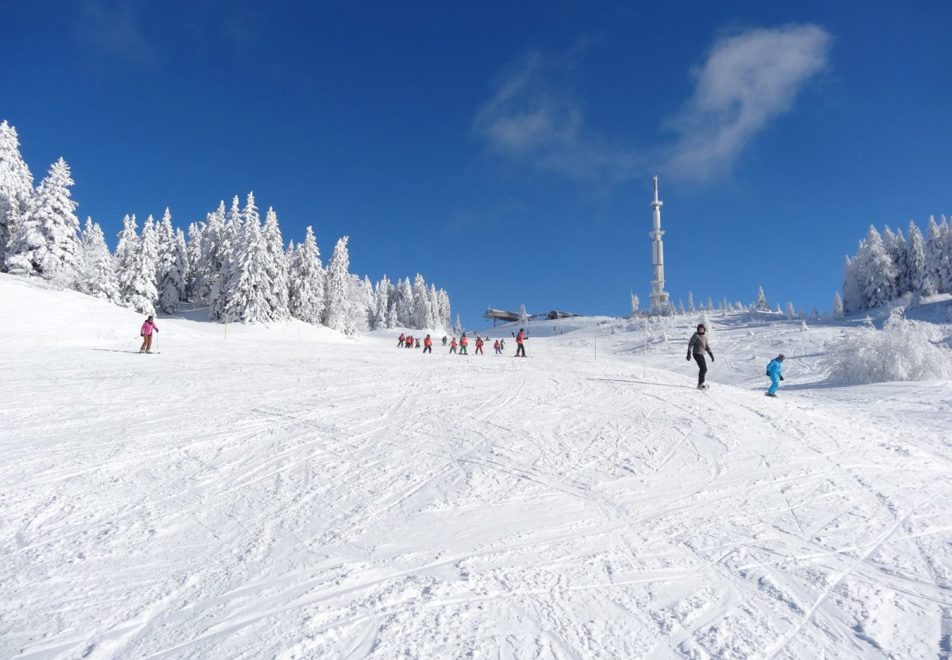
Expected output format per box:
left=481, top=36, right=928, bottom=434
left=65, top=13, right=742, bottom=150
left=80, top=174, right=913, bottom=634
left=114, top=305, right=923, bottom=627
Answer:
left=1, top=276, right=951, bottom=659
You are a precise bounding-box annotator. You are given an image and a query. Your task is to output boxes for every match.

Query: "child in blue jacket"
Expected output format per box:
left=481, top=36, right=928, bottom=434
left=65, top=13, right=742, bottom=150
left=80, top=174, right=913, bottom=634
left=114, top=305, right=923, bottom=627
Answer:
left=766, top=354, right=785, bottom=397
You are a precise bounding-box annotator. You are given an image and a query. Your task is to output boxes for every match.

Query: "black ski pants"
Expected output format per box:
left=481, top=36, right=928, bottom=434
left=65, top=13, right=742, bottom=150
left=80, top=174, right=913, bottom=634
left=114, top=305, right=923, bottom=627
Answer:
left=516, top=344, right=526, bottom=357
left=693, top=353, right=707, bottom=386
left=423, top=345, right=432, bottom=354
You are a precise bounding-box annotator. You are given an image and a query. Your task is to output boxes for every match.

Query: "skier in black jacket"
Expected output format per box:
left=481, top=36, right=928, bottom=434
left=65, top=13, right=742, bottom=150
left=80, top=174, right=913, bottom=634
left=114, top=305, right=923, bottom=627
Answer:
left=687, top=323, right=714, bottom=389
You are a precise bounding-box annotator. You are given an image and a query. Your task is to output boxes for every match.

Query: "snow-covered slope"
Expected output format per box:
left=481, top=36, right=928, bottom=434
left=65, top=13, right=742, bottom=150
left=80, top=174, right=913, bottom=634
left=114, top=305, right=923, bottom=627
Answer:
left=2, top=274, right=951, bottom=659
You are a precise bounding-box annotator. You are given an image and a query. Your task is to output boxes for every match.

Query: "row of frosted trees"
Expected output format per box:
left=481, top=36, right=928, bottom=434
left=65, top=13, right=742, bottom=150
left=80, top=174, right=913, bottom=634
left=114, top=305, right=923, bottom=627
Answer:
left=842, top=219, right=952, bottom=314
left=0, top=120, right=451, bottom=334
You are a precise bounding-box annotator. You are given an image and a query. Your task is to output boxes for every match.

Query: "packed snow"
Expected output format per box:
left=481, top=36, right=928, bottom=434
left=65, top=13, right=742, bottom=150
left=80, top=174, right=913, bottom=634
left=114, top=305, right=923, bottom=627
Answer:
left=2, top=274, right=951, bottom=659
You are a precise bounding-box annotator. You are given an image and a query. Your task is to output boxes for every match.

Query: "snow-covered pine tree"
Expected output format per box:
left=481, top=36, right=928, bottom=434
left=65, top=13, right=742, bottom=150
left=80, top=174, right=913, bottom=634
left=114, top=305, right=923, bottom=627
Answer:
left=437, top=289, right=452, bottom=330
left=924, top=217, right=946, bottom=296
left=786, top=302, right=796, bottom=318
left=198, top=203, right=225, bottom=302
left=754, top=286, right=769, bottom=311
left=288, top=226, right=324, bottom=324
left=453, top=313, right=463, bottom=336
left=262, top=207, right=290, bottom=319
left=833, top=292, right=844, bottom=317
left=77, top=217, right=122, bottom=303
left=687, top=292, right=695, bottom=313
left=5, top=158, right=81, bottom=286
left=774, top=303, right=782, bottom=314
left=856, top=225, right=897, bottom=308
left=882, top=226, right=905, bottom=295
left=123, top=215, right=159, bottom=314
left=427, top=284, right=441, bottom=331
left=842, top=253, right=863, bottom=314
left=185, top=222, right=203, bottom=300
left=934, top=216, right=952, bottom=293
left=630, top=292, right=640, bottom=315
left=394, top=277, right=414, bottom=326
left=323, top=236, right=354, bottom=334
left=224, top=210, right=272, bottom=322
left=348, top=274, right=373, bottom=332
left=114, top=213, right=138, bottom=304
left=411, top=274, right=431, bottom=329
left=905, top=221, right=932, bottom=296
left=156, top=209, right=188, bottom=312
left=0, top=120, right=34, bottom=271
left=677, top=300, right=686, bottom=315
left=371, top=275, right=391, bottom=329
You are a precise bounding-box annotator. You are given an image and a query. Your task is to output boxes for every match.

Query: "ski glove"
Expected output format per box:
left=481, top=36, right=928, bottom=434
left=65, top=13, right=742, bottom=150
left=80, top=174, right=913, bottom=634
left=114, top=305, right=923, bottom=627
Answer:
left=686, top=355, right=691, bottom=361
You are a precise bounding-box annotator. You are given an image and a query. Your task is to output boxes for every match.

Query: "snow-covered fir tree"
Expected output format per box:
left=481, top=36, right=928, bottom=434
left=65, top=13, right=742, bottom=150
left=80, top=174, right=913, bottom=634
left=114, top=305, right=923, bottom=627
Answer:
left=833, top=292, right=844, bottom=317
left=323, top=236, right=354, bottom=334
left=371, top=275, right=391, bottom=329
left=428, top=284, right=441, bottom=331
left=412, top=274, right=433, bottom=329
left=348, top=274, right=373, bottom=333
left=786, top=302, right=796, bottom=318
left=223, top=209, right=272, bottom=322
left=754, top=286, right=769, bottom=311
left=198, top=202, right=226, bottom=303
left=856, top=226, right=897, bottom=308
left=77, top=217, right=122, bottom=303
left=262, top=207, right=290, bottom=319
left=288, top=226, right=324, bottom=324
left=394, top=277, right=414, bottom=327
left=904, top=220, right=932, bottom=296
left=185, top=222, right=203, bottom=300
left=5, top=158, right=81, bottom=285
left=156, top=209, right=188, bottom=313
left=881, top=225, right=905, bottom=294
left=121, top=215, right=159, bottom=314
left=0, top=120, right=34, bottom=270
left=437, top=289, right=452, bottom=330
left=687, top=292, right=695, bottom=313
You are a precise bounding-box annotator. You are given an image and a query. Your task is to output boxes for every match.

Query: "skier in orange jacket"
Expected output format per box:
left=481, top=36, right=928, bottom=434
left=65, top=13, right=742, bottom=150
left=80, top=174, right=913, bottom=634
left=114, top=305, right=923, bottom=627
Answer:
left=515, top=328, right=527, bottom=357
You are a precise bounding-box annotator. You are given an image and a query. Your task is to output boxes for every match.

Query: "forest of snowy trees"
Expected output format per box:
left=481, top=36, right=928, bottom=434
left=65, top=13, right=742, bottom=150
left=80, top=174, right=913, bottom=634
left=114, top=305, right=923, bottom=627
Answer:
left=842, top=220, right=952, bottom=314
left=0, top=121, right=451, bottom=334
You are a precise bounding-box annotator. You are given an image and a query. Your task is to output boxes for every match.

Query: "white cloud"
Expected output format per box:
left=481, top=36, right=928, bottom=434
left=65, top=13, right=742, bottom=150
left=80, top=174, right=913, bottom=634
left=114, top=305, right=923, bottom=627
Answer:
left=474, top=24, right=831, bottom=185
left=79, top=0, right=156, bottom=66
left=665, top=24, right=831, bottom=180
left=473, top=53, right=641, bottom=184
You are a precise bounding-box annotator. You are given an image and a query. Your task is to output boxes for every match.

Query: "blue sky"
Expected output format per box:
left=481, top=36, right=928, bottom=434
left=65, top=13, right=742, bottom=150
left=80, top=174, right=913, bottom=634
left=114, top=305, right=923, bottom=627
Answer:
left=3, top=1, right=952, bottom=326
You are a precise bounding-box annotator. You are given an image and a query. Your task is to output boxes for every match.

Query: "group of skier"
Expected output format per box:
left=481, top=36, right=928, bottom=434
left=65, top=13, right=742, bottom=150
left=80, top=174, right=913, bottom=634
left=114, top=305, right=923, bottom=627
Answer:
left=399, top=328, right=528, bottom=357
left=687, top=322, right=785, bottom=396
left=137, top=314, right=783, bottom=394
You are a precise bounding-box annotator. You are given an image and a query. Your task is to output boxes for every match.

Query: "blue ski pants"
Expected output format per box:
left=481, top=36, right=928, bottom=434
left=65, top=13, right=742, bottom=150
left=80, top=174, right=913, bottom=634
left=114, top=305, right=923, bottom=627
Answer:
left=767, top=374, right=780, bottom=395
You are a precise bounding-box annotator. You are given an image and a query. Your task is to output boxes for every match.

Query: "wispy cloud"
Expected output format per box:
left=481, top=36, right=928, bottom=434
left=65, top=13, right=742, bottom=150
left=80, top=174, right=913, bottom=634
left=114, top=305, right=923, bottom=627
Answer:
left=78, top=0, right=156, bottom=66
left=665, top=24, right=831, bottom=180
left=473, top=52, right=641, bottom=184
left=474, top=24, right=831, bottom=185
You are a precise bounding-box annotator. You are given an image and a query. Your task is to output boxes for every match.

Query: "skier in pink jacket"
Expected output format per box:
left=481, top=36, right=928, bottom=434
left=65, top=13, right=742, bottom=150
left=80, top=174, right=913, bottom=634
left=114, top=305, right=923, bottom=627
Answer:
left=139, top=315, right=159, bottom=353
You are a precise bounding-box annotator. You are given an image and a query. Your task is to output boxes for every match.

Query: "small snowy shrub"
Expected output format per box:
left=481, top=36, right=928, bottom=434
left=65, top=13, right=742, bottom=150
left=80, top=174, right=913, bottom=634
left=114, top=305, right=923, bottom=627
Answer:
left=826, top=317, right=952, bottom=384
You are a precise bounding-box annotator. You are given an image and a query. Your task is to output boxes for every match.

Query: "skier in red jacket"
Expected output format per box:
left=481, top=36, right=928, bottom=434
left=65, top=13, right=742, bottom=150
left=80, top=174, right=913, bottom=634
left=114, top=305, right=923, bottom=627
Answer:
left=459, top=333, right=469, bottom=355
left=514, top=328, right=527, bottom=357
left=423, top=335, right=433, bottom=354
left=449, top=338, right=458, bottom=354
left=475, top=336, right=484, bottom=355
